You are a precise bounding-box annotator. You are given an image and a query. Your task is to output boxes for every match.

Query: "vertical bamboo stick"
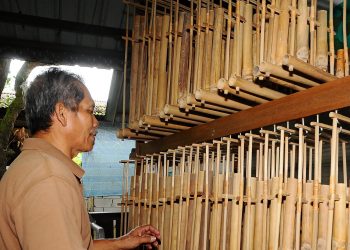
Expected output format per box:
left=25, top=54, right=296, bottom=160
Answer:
left=157, top=15, right=170, bottom=111
left=289, top=0, right=297, bottom=56
left=312, top=124, right=320, bottom=249
left=178, top=13, right=191, bottom=100
left=275, top=0, right=291, bottom=65
left=203, top=9, right=215, bottom=89
left=260, top=0, right=266, bottom=63
left=316, top=10, right=328, bottom=72
left=326, top=117, right=339, bottom=250
left=224, top=0, right=232, bottom=80
left=203, top=144, right=210, bottom=250
left=336, top=49, right=345, bottom=77
left=309, top=0, right=316, bottom=66
left=242, top=4, right=253, bottom=80
left=210, top=8, right=224, bottom=86
left=296, top=0, right=308, bottom=62
left=151, top=16, right=162, bottom=114
left=344, top=0, right=349, bottom=76
left=129, top=15, right=140, bottom=124
left=329, top=0, right=335, bottom=74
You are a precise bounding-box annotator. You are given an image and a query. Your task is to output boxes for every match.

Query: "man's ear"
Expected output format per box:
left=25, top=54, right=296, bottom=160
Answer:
left=54, top=102, right=68, bottom=127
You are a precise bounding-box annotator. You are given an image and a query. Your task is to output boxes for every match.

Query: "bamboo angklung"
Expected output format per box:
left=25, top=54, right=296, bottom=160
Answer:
left=124, top=110, right=350, bottom=249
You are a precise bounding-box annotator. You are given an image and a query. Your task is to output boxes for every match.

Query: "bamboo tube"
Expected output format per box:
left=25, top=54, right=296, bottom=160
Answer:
left=282, top=173, right=297, bottom=249
left=224, top=0, right=232, bottom=80
left=318, top=184, right=329, bottom=249
left=186, top=105, right=230, bottom=117
left=117, top=128, right=159, bottom=140
left=267, top=0, right=279, bottom=63
left=159, top=153, right=167, bottom=250
left=309, top=0, right=316, bottom=66
left=163, top=104, right=214, bottom=122
left=159, top=111, right=203, bottom=125
left=228, top=76, right=286, bottom=99
left=296, top=0, right=308, bottom=62
left=169, top=151, right=176, bottom=250
left=203, top=10, right=215, bottom=89
left=190, top=145, right=201, bottom=250
left=312, top=123, right=320, bottom=249
left=129, top=15, right=141, bottom=123
left=195, top=89, right=252, bottom=110
left=179, top=94, right=235, bottom=113
left=255, top=72, right=307, bottom=91
left=159, top=113, right=202, bottom=125
left=333, top=183, right=347, bottom=249
left=275, top=0, right=291, bottom=65
left=196, top=8, right=206, bottom=91
left=326, top=117, right=339, bottom=250
left=344, top=0, right=349, bottom=76
left=237, top=136, right=245, bottom=249
left=210, top=7, right=224, bottom=86
left=260, top=0, right=266, bottom=64
left=289, top=0, right=297, bottom=56
left=329, top=0, right=335, bottom=75
left=140, top=115, right=190, bottom=130
left=178, top=13, right=191, bottom=99
left=176, top=147, right=186, bottom=250
left=216, top=80, right=269, bottom=104
left=301, top=182, right=313, bottom=249
left=157, top=15, right=170, bottom=110
left=257, top=62, right=320, bottom=87
left=282, top=55, right=338, bottom=82
left=203, top=144, right=210, bottom=250
left=210, top=141, right=222, bottom=250
left=171, top=11, right=184, bottom=104
left=222, top=139, right=232, bottom=250
left=316, top=10, right=329, bottom=72
left=336, top=49, right=345, bottom=78
left=232, top=1, right=245, bottom=76
left=151, top=16, right=162, bottom=115
left=136, top=14, right=147, bottom=120
left=242, top=4, right=253, bottom=80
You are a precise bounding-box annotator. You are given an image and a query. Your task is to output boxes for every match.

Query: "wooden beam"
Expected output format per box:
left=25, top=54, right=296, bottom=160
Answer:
left=137, top=76, right=350, bottom=155
left=0, top=11, right=130, bottom=38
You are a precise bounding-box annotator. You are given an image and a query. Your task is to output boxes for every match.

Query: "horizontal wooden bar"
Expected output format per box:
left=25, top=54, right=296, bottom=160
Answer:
left=137, top=76, right=350, bottom=155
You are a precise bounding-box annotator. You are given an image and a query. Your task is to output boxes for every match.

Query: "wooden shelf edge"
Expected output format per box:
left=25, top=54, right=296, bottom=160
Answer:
left=137, top=76, right=350, bottom=155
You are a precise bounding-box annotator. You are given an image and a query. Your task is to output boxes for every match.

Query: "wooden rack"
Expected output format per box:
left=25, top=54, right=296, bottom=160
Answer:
left=137, top=76, right=350, bottom=155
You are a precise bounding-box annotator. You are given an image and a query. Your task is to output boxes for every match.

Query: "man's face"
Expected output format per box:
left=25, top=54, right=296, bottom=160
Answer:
left=66, top=85, right=99, bottom=154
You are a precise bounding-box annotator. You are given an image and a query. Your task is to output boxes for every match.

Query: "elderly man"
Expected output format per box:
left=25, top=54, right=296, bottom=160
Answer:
left=0, top=67, right=160, bottom=250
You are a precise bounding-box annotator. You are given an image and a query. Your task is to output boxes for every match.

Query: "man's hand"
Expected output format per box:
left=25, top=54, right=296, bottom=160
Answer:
left=116, top=225, right=161, bottom=250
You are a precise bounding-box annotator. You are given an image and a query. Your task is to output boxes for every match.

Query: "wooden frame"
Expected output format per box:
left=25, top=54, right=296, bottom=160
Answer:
left=137, top=76, right=350, bottom=155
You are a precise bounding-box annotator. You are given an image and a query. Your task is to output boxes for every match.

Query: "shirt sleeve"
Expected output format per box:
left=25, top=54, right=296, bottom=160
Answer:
left=12, top=177, right=87, bottom=250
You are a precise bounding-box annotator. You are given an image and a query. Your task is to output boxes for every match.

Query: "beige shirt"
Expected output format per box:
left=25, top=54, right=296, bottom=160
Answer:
left=0, top=138, right=93, bottom=250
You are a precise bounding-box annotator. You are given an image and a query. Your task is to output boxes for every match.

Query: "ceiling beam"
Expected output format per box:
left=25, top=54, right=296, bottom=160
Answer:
left=0, top=11, right=131, bottom=39
left=0, top=37, right=125, bottom=68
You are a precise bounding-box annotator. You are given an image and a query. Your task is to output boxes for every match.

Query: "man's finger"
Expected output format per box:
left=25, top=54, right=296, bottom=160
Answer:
left=137, top=235, right=157, bottom=245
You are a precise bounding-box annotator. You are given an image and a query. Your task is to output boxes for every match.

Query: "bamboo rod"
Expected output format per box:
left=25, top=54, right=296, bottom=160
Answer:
left=316, top=10, right=329, bottom=72
left=336, top=49, right=345, bottom=78
left=257, top=62, right=320, bottom=87
left=344, top=0, right=349, bottom=76
left=157, top=15, right=170, bottom=110
left=216, top=79, right=269, bottom=103
left=178, top=94, right=236, bottom=113
left=329, top=0, right=335, bottom=75
left=242, top=4, right=253, bottom=80
left=195, top=89, right=252, bottom=110
left=228, top=76, right=286, bottom=99
left=282, top=55, right=338, bottom=82
left=163, top=104, right=215, bottom=122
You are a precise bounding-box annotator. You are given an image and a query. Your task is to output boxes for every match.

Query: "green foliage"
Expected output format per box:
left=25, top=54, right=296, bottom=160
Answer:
left=0, top=94, right=15, bottom=108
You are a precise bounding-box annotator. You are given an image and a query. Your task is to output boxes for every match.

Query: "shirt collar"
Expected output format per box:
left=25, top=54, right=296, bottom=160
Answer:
left=22, top=138, right=85, bottom=179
